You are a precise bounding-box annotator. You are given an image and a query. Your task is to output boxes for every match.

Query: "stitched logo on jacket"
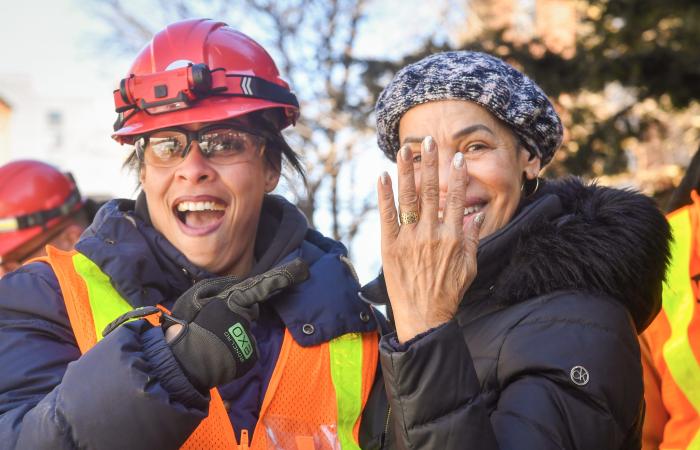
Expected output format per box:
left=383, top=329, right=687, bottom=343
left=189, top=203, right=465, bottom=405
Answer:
left=570, top=365, right=590, bottom=386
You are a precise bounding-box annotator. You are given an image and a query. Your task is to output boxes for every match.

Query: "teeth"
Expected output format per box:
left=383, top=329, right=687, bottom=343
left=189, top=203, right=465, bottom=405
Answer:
left=464, top=205, right=483, bottom=216
left=176, top=201, right=226, bottom=212
left=437, top=205, right=484, bottom=218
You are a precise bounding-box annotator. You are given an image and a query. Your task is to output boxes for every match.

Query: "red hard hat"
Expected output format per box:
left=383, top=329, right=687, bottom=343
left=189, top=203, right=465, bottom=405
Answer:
left=112, top=18, right=300, bottom=143
left=0, top=160, right=84, bottom=257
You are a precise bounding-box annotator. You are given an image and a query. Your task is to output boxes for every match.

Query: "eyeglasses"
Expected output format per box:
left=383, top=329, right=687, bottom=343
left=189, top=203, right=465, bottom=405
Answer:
left=134, top=124, right=267, bottom=168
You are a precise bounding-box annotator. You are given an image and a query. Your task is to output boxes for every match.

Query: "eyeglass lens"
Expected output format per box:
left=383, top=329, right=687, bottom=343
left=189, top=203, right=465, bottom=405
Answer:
left=136, top=128, right=264, bottom=167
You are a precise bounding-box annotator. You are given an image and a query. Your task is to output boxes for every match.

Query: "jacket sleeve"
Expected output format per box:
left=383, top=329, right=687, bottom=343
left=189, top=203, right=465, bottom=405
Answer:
left=380, top=322, right=498, bottom=449
left=0, top=263, right=209, bottom=450
left=379, top=294, right=644, bottom=449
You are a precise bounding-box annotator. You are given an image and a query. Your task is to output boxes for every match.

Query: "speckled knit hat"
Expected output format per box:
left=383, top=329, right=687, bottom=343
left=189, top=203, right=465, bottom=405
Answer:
left=375, top=51, right=563, bottom=165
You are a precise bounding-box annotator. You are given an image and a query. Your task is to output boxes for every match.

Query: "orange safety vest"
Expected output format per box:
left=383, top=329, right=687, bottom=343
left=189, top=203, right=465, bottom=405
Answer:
left=641, top=192, right=700, bottom=450
left=41, top=246, right=378, bottom=450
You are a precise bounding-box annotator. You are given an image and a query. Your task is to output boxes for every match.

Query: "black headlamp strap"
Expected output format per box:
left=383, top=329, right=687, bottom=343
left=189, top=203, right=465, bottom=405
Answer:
left=0, top=187, right=82, bottom=233
left=224, top=75, right=300, bottom=109
left=114, top=67, right=299, bottom=120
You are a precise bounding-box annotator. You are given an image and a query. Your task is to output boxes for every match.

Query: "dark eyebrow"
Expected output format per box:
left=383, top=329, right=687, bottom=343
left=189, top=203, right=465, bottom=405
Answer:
left=400, top=124, right=496, bottom=145
left=453, top=124, right=495, bottom=139
left=400, top=136, right=425, bottom=145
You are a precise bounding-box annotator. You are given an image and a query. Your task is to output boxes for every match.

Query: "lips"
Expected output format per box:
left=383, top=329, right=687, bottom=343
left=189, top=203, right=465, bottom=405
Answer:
left=173, top=195, right=228, bottom=236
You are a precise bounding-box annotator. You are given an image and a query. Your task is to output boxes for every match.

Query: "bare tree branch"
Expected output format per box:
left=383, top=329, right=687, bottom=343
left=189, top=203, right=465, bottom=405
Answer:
left=96, top=0, right=155, bottom=50
left=89, top=0, right=378, bottom=250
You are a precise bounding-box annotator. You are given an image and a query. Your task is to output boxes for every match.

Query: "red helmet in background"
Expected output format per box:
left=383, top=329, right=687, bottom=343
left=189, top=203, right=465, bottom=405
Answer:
left=0, top=160, right=84, bottom=257
left=112, top=18, right=300, bottom=143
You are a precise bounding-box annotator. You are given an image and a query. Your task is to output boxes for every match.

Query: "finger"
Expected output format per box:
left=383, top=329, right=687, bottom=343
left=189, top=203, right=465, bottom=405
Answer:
left=172, top=276, right=240, bottom=320
left=226, top=258, right=310, bottom=308
left=396, top=144, right=419, bottom=225
left=419, top=136, right=439, bottom=223
left=272, top=258, right=310, bottom=286
left=443, top=152, right=468, bottom=235
left=463, top=211, right=485, bottom=256
left=377, top=171, right=400, bottom=245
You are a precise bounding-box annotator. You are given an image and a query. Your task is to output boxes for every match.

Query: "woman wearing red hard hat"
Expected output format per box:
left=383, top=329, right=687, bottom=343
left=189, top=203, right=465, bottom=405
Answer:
left=0, top=19, right=383, bottom=449
left=0, top=160, right=91, bottom=277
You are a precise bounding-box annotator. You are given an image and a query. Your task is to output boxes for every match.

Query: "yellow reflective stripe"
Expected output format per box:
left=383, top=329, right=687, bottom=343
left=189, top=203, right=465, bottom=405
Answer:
left=329, top=333, right=364, bottom=450
left=663, top=210, right=700, bottom=447
left=0, top=217, right=19, bottom=233
left=72, top=252, right=133, bottom=341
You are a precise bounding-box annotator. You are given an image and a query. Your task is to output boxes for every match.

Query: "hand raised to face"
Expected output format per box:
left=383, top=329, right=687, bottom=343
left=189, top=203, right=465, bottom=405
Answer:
left=377, top=136, right=484, bottom=343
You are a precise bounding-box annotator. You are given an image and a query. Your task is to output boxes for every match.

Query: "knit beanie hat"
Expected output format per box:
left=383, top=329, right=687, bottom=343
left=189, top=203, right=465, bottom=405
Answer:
left=375, top=51, right=563, bottom=165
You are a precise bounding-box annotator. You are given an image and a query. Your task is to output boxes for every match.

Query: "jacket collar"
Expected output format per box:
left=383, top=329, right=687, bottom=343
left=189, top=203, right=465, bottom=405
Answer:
left=76, top=194, right=375, bottom=345
left=468, top=177, right=670, bottom=332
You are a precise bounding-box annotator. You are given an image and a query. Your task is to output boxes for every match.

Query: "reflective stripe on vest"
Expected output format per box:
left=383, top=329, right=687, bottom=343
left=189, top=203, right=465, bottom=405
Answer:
left=330, top=333, right=365, bottom=450
left=663, top=207, right=700, bottom=448
left=44, top=246, right=377, bottom=449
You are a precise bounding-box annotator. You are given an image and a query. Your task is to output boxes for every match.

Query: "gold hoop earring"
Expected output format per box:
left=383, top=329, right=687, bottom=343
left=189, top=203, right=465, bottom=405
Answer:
left=521, top=176, right=540, bottom=198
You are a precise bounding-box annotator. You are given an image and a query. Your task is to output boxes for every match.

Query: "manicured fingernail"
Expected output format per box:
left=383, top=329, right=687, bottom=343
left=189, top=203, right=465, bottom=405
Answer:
left=453, top=152, right=464, bottom=168
left=380, top=171, right=389, bottom=185
left=474, top=212, right=485, bottom=227
left=422, top=136, right=434, bottom=153
left=400, top=145, right=412, bottom=162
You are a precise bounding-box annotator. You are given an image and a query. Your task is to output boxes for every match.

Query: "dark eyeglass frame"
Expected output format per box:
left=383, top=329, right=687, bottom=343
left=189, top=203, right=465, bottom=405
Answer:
left=133, top=123, right=269, bottom=165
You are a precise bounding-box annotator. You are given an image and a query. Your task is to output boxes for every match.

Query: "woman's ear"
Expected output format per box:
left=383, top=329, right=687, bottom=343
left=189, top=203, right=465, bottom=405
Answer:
left=264, top=159, right=282, bottom=193
left=520, top=148, right=542, bottom=180
left=138, top=164, right=147, bottom=186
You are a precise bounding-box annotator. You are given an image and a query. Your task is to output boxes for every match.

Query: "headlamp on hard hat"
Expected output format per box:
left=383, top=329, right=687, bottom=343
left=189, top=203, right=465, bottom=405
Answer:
left=113, top=63, right=299, bottom=129
left=114, top=63, right=221, bottom=115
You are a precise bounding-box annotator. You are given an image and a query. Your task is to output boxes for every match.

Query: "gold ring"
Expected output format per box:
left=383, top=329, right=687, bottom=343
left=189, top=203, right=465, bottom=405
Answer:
left=399, top=210, right=419, bottom=225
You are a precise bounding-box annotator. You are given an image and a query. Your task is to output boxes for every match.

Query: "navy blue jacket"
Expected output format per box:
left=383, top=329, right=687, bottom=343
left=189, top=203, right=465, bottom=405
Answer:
left=0, top=194, right=377, bottom=449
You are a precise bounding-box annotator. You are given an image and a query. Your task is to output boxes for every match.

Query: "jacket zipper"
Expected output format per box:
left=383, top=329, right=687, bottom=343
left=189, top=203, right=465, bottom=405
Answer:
left=239, top=429, right=249, bottom=450
left=381, top=405, right=391, bottom=449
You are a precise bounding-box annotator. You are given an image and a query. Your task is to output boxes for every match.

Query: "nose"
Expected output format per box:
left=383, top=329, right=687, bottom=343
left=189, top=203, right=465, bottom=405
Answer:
left=175, top=141, right=216, bottom=183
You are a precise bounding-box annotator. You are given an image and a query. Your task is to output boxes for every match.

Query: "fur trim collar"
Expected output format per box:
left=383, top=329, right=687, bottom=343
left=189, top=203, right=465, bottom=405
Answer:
left=360, top=177, right=670, bottom=333
left=475, top=177, right=670, bottom=332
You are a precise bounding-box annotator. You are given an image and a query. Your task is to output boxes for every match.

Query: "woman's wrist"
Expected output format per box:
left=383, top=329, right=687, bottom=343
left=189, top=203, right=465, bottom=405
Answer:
left=393, top=306, right=455, bottom=343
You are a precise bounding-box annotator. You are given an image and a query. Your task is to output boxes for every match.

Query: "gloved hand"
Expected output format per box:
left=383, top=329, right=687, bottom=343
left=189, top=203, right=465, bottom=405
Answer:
left=164, top=258, right=309, bottom=392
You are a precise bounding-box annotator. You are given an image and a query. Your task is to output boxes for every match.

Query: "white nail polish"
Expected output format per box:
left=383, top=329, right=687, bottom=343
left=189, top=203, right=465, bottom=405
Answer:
left=423, top=136, right=434, bottom=153
left=380, top=172, right=389, bottom=185
left=453, top=152, right=464, bottom=168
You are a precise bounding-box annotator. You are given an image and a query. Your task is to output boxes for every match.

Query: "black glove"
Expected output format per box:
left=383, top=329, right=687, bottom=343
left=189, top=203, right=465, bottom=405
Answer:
left=165, top=258, right=309, bottom=392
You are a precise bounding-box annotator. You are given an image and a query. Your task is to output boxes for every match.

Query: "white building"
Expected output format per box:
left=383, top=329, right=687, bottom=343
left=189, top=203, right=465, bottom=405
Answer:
left=0, top=74, right=136, bottom=199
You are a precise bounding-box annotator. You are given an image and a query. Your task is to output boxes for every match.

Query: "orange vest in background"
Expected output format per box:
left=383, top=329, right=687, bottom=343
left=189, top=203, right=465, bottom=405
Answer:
left=41, top=246, right=378, bottom=450
left=641, top=192, right=700, bottom=450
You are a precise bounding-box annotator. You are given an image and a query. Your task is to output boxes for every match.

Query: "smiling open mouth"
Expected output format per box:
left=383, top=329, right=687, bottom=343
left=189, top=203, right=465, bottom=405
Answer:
left=174, top=200, right=227, bottom=228
left=437, top=202, right=487, bottom=220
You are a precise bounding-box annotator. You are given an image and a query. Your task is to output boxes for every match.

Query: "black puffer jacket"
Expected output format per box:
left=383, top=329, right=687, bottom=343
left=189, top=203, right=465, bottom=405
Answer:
left=361, top=178, right=671, bottom=449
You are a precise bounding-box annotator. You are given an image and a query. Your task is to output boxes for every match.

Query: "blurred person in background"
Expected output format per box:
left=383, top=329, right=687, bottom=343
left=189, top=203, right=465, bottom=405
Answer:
left=0, top=159, right=96, bottom=278
left=641, top=143, right=700, bottom=450
left=361, top=51, right=671, bottom=449
left=0, top=19, right=382, bottom=449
